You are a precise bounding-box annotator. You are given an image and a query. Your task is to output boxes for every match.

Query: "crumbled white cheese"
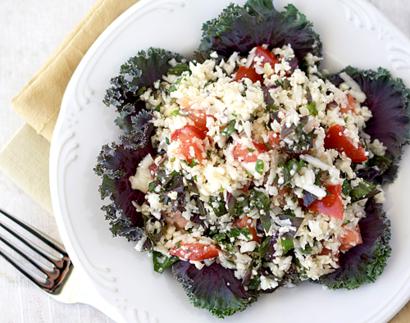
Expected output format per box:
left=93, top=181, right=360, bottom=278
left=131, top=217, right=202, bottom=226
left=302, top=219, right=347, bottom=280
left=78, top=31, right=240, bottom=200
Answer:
left=129, top=154, right=154, bottom=193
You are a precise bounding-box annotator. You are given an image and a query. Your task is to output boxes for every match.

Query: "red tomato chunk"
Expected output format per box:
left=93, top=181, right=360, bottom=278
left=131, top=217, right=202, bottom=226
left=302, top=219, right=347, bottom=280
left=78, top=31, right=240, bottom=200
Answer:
left=309, top=184, right=344, bottom=220
left=170, top=243, right=219, bottom=261
left=324, top=124, right=368, bottom=163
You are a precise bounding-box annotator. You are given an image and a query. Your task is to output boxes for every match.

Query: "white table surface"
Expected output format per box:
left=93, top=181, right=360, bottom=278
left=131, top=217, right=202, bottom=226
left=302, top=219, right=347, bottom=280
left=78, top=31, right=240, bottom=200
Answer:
left=0, top=0, right=409, bottom=322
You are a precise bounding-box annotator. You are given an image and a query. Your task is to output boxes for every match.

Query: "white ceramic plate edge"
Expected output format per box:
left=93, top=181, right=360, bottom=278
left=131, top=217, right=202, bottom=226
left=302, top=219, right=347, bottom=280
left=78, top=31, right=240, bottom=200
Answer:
left=49, top=1, right=410, bottom=322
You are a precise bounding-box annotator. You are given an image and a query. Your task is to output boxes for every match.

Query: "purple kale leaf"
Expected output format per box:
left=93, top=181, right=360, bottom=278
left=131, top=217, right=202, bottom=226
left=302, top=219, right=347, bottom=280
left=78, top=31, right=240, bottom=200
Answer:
left=94, top=110, right=154, bottom=241
left=320, top=198, right=391, bottom=289
left=199, top=0, right=321, bottom=64
left=330, top=67, right=410, bottom=183
left=172, top=261, right=256, bottom=317
left=104, top=48, right=184, bottom=132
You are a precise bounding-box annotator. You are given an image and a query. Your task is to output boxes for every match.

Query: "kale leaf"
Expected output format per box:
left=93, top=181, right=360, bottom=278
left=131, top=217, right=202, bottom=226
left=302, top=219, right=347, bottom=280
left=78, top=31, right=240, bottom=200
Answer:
left=172, top=261, right=256, bottom=317
left=104, top=48, right=184, bottom=131
left=199, top=0, right=322, bottom=64
left=357, top=153, right=398, bottom=185
left=331, top=67, right=410, bottom=183
left=94, top=109, right=154, bottom=241
left=343, top=179, right=378, bottom=203
left=320, top=198, right=391, bottom=289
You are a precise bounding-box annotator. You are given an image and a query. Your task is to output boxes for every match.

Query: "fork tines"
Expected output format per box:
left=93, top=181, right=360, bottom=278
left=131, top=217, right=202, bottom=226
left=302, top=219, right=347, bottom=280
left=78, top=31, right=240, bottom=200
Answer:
left=0, top=208, right=73, bottom=294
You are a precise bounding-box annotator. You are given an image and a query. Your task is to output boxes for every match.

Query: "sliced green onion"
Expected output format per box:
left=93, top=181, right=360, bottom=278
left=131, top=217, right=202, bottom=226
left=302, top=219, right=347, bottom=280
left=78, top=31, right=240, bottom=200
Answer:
left=255, top=159, right=265, bottom=174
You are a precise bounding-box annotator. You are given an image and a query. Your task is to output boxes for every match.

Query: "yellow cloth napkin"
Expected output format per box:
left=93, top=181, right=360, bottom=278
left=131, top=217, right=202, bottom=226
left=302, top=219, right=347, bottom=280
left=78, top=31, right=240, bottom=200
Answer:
left=0, top=0, right=137, bottom=212
left=0, top=0, right=408, bottom=320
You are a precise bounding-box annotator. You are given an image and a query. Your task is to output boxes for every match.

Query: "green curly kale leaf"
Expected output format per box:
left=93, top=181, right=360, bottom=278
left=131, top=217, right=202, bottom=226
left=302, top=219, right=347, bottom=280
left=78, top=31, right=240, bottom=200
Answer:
left=199, top=0, right=321, bottom=63
left=320, top=198, right=391, bottom=289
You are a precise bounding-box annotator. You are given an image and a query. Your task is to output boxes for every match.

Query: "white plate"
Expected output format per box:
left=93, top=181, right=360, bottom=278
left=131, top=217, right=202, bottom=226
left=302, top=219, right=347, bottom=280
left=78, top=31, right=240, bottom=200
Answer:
left=50, top=0, right=410, bottom=322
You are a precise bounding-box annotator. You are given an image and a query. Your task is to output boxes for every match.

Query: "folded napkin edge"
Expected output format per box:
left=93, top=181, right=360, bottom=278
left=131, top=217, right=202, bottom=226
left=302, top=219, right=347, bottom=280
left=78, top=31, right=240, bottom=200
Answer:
left=10, top=0, right=108, bottom=139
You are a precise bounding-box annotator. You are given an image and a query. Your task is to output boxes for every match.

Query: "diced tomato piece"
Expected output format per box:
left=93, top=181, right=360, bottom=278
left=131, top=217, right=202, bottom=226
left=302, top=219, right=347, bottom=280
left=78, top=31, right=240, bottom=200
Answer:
left=309, top=184, right=344, bottom=220
left=188, top=110, right=208, bottom=133
left=339, top=226, right=363, bottom=251
left=171, top=125, right=206, bottom=162
left=235, top=66, right=262, bottom=83
left=169, top=243, right=219, bottom=261
left=233, top=141, right=268, bottom=163
left=327, top=184, right=342, bottom=195
left=340, top=94, right=357, bottom=114
left=178, top=141, right=204, bottom=162
left=171, top=125, right=206, bottom=141
left=252, top=141, right=268, bottom=153
left=234, top=216, right=260, bottom=242
left=268, top=131, right=280, bottom=147
left=254, top=46, right=279, bottom=68
left=233, top=144, right=258, bottom=162
left=183, top=108, right=215, bottom=136
left=324, top=124, right=368, bottom=163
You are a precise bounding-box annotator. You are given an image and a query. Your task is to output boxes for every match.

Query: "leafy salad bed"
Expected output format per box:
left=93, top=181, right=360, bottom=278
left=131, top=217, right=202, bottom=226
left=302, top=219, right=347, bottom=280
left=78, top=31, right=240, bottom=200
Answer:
left=95, top=0, right=410, bottom=318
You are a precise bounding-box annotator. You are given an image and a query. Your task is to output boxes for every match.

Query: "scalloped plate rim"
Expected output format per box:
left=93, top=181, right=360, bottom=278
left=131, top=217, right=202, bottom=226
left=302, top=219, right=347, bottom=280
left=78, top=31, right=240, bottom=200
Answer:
left=50, top=0, right=410, bottom=322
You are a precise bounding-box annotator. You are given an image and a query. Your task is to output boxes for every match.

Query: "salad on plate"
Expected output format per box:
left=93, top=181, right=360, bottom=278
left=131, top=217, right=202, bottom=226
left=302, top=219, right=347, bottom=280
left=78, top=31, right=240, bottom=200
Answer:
left=95, top=0, right=410, bottom=317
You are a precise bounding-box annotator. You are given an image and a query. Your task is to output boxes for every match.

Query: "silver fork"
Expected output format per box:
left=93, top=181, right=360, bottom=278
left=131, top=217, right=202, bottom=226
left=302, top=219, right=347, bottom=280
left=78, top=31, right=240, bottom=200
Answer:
left=0, top=208, right=118, bottom=322
left=0, top=208, right=73, bottom=296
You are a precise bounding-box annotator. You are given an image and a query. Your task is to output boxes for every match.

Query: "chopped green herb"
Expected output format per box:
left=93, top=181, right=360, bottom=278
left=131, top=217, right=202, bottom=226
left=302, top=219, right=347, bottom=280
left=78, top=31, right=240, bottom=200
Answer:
left=148, top=181, right=157, bottom=193
left=300, top=245, right=312, bottom=254
left=248, top=276, right=260, bottom=291
left=276, top=79, right=291, bottom=89
left=350, top=180, right=377, bottom=202
left=137, top=86, right=147, bottom=96
left=282, top=159, right=306, bottom=185
left=306, top=102, right=318, bottom=116
left=212, top=228, right=251, bottom=248
left=283, top=117, right=314, bottom=154
left=228, top=196, right=249, bottom=217
left=266, top=103, right=279, bottom=112
left=168, top=84, right=177, bottom=92
left=168, top=63, right=190, bottom=76
left=165, top=137, right=170, bottom=145
left=255, top=160, right=265, bottom=174
left=250, top=190, right=270, bottom=214
left=188, top=159, right=198, bottom=167
left=259, top=237, right=271, bottom=258
left=169, top=108, right=180, bottom=116
left=228, top=227, right=251, bottom=240
left=280, top=237, right=294, bottom=254
left=343, top=179, right=377, bottom=202
left=152, top=251, right=179, bottom=273
left=196, top=197, right=207, bottom=218
left=222, top=120, right=236, bottom=136
left=210, top=195, right=227, bottom=217
left=342, top=179, right=352, bottom=196
left=260, top=213, right=272, bottom=232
